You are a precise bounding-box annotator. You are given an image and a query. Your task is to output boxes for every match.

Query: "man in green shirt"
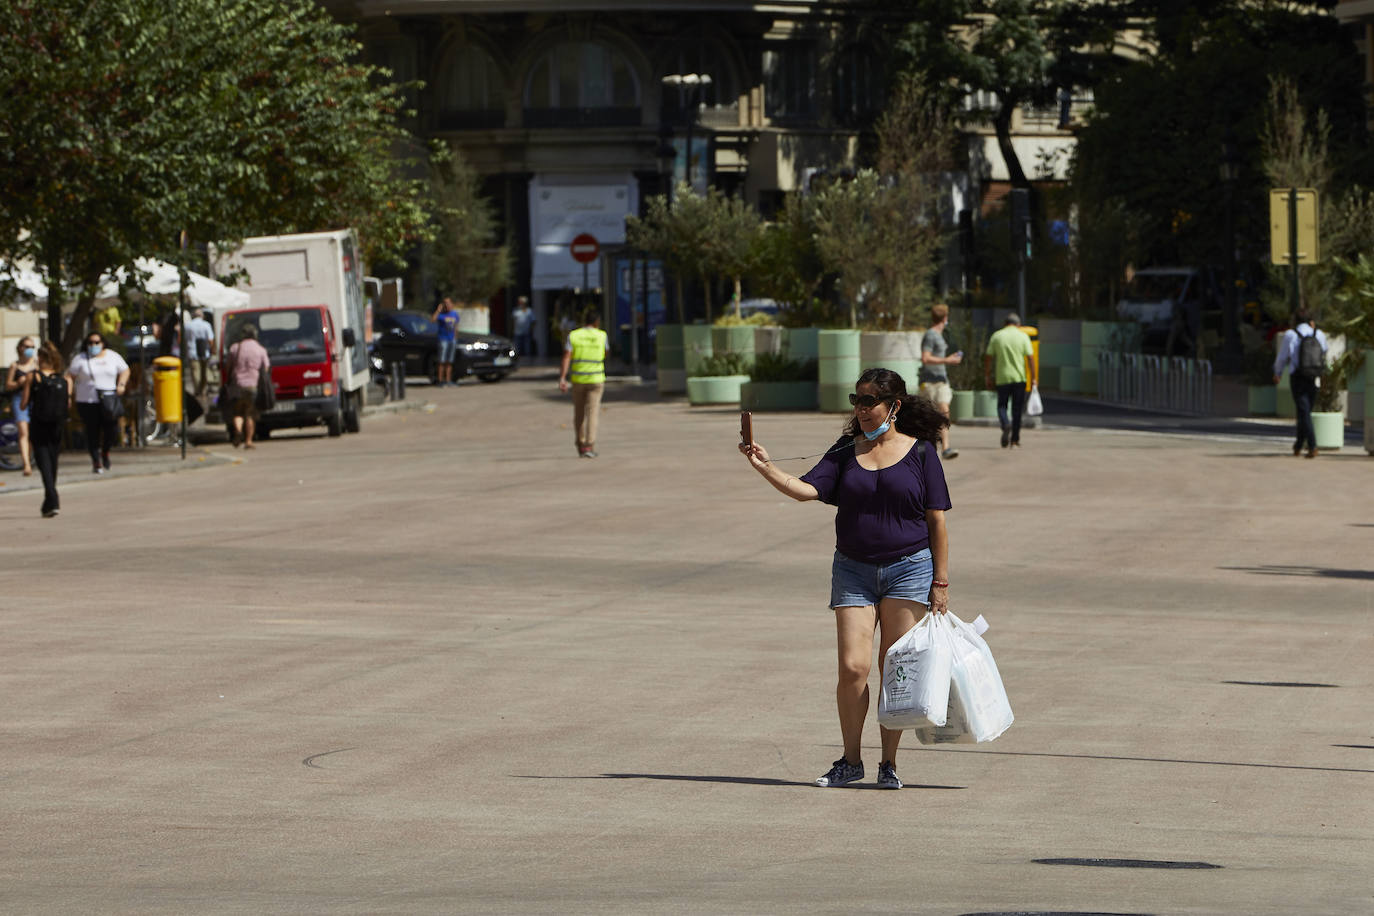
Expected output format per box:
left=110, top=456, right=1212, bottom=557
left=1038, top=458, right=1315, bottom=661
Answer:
left=983, top=312, right=1036, bottom=448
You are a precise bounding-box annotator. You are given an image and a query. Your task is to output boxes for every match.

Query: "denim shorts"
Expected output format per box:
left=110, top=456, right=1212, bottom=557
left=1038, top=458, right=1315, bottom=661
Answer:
left=436, top=338, right=457, bottom=363
left=829, top=548, right=933, bottom=608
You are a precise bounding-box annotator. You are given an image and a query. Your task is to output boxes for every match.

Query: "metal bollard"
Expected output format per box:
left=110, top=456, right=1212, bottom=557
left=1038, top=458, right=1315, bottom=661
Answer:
left=392, top=361, right=406, bottom=401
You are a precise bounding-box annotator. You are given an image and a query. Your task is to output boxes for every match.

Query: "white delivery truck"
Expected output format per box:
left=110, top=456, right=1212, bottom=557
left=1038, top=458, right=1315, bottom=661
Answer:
left=209, top=229, right=371, bottom=436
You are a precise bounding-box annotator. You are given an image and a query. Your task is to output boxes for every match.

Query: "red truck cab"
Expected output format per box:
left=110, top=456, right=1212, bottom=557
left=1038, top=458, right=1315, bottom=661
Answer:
left=219, top=305, right=347, bottom=437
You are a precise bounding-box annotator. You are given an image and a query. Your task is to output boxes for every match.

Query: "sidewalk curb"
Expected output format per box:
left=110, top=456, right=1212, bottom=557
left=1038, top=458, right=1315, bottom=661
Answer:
left=0, top=447, right=237, bottom=497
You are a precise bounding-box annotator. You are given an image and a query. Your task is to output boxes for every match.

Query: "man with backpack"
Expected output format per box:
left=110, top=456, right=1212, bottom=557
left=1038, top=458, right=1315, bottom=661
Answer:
left=1273, top=310, right=1329, bottom=458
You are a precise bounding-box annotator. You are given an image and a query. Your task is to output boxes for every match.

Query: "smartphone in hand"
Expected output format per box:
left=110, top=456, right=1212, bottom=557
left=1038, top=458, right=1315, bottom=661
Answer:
left=740, top=410, right=753, bottom=448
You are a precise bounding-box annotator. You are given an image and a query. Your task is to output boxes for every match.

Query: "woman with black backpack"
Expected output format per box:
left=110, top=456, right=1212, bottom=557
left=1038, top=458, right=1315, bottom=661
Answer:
left=20, top=342, right=68, bottom=518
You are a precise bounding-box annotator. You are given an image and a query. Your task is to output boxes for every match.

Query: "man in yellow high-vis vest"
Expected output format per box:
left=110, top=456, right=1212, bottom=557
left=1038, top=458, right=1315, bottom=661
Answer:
left=558, top=309, right=609, bottom=458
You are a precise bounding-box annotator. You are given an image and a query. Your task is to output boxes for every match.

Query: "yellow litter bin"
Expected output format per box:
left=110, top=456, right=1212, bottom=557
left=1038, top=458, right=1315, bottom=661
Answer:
left=152, top=356, right=183, bottom=424
left=1019, top=325, right=1040, bottom=391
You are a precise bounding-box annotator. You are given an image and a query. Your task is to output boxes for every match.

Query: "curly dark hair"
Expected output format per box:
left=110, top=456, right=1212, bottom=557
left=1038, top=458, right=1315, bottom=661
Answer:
left=841, top=367, right=949, bottom=442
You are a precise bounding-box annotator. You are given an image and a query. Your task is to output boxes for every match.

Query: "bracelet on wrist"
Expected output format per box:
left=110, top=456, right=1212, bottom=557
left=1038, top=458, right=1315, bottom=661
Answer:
left=932, top=580, right=949, bottom=588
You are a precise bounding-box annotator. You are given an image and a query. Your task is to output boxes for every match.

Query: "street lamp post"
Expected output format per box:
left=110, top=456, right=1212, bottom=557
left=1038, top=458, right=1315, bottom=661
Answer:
left=1219, top=131, right=1241, bottom=372
left=661, top=73, right=712, bottom=191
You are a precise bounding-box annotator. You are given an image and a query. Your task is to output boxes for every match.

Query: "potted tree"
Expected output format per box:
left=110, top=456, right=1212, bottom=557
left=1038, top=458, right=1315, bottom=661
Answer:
left=1312, top=348, right=1357, bottom=450
left=944, top=316, right=989, bottom=423
left=687, top=352, right=753, bottom=406
left=741, top=351, right=819, bottom=411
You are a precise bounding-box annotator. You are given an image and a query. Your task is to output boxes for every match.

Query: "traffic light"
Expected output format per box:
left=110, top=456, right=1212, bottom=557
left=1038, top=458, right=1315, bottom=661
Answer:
left=1010, top=188, right=1032, bottom=262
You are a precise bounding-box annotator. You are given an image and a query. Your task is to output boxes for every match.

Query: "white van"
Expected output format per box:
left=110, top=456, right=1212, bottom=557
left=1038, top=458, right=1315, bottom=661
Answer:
left=209, top=230, right=371, bottom=435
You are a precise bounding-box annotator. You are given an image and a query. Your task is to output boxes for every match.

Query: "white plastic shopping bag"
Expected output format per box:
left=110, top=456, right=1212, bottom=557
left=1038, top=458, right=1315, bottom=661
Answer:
left=1026, top=385, right=1044, bottom=417
left=877, top=612, right=952, bottom=730
left=914, top=613, right=1013, bottom=744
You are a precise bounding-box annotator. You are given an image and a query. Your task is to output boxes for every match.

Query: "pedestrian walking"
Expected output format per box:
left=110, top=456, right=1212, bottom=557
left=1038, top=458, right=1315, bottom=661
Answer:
left=185, top=308, right=215, bottom=398
left=223, top=324, right=270, bottom=449
left=739, top=367, right=953, bottom=790
left=65, top=332, right=130, bottom=474
left=6, top=336, right=38, bottom=476
left=432, top=297, right=461, bottom=387
left=918, top=303, right=963, bottom=460
left=512, top=296, right=535, bottom=358
left=984, top=312, right=1036, bottom=448
left=558, top=308, right=609, bottom=458
left=20, top=342, right=68, bottom=518
left=1273, top=310, right=1329, bottom=458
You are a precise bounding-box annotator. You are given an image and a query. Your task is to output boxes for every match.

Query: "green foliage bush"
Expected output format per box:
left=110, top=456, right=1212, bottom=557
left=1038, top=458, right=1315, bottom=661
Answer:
left=749, top=352, right=819, bottom=383
left=690, top=352, right=752, bottom=378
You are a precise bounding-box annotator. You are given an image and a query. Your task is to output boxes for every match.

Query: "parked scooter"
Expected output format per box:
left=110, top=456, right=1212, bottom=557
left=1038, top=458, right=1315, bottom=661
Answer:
left=0, top=410, right=22, bottom=471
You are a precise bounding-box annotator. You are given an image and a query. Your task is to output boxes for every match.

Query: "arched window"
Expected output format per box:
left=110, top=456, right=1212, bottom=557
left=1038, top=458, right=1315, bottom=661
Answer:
left=438, top=46, right=504, bottom=129
left=524, top=41, right=640, bottom=127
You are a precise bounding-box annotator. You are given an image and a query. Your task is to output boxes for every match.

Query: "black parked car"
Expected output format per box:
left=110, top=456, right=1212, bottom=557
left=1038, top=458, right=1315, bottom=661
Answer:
left=371, top=310, right=519, bottom=383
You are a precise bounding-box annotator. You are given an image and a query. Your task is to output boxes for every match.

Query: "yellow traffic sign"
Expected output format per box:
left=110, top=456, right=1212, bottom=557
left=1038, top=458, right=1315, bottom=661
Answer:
left=1269, top=188, right=1319, bottom=265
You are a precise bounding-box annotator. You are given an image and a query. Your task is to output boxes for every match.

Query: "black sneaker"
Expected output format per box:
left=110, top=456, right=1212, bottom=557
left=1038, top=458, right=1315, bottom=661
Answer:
left=101, top=451, right=111, bottom=470
left=815, top=757, right=864, bottom=787
left=876, top=760, right=902, bottom=790
left=1001, top=427, right=1011, bottom=448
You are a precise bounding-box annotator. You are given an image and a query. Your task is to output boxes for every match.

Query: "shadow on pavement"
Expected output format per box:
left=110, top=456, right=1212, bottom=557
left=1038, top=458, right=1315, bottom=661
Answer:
left=1218, top=564, right=1374, bottom=580
left=906, top=746, right=1374, bottom=775
left=512, top=772, right=967, bottom=789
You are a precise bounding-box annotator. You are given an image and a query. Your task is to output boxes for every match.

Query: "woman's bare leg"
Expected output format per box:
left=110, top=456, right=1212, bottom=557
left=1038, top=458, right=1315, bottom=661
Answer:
left=18, top=420, right=31, bottom=473
left=877, top=597, right=927, bottom=764
left=834, top=605, right=878, bottom=764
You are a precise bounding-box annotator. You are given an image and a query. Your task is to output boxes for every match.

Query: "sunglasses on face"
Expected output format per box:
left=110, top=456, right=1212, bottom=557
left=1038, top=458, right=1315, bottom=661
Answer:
left=849, top=393, right=888, bottom=409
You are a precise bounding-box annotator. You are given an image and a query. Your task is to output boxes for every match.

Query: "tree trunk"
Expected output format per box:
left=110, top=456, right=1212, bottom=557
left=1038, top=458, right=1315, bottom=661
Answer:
left=676, top=276, right=685, bottom=324
left=61, top=278, right=100, bottom=358
left=701, top=273, right=712, bottom=322
left=44, top=258, right=63, bottom=348
left=994, top=100, right=1029, bottom=190
left=733, top=276, right=742, bottom=319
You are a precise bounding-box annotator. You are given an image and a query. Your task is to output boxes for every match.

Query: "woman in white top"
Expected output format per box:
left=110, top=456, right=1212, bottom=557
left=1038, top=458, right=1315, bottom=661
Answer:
left=64, top=332, right=130, bottom=474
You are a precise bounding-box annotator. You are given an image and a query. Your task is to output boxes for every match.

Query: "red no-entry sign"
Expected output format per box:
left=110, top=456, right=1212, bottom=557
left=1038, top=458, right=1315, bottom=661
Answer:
left=569, top=233, right=600, bottom=264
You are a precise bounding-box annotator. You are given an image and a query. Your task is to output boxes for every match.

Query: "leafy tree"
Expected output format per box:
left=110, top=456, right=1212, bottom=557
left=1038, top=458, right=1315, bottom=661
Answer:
left=0, top=0, right=431, bottom=354
left=425, top=144, right=511, bottom=304
left=896, top=0, right=1066, bottom=190
left=811, top=76, right=957, bottom=328
left=749, top=194, right=828, bottom=323
left=1260, top=78, right=1374, bottom=331
left=626, top=183, right=717, bottom=322
left=700, top=191, right=763, bottom=320
left=1067, top=0, right=1368, bottom=313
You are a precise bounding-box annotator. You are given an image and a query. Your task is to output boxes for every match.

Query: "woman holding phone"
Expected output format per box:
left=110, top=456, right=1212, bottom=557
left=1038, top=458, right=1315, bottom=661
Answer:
left=740, top=367, right=953, bottom=791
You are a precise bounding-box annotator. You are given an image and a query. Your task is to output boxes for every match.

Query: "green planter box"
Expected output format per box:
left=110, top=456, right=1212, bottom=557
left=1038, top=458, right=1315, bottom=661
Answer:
left=819, top=329, right=861, bottom=395
left=711, top=325, right=755, bottom=367
left=1312, top=411, right=1344, bottom=450
left=785, top=327, right=821, bottom=361
left=1247, top=385, right=1277, bottom=416
left=683, top=325, right=714, bottom=375
left=656, top=324, right=687, bottom=394
left=741, top=381, right=819, bottom=411
left=1059, top=366, right=1081, bottom=393
left=860, top=331, right=921, bottom=386
left=973, top=390, right=998, bottom=418
left=819, top=382, right=854, bottom=413
left=687, top=375, right=750, bottom=405
left=950, top=389, right=974, bottom=422
left=1276, top=374, right=1295, bottom=418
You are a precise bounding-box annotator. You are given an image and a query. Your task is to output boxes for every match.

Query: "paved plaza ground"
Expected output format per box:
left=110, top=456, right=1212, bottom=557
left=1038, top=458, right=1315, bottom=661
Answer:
left=1, top=371, right=1371, bottom=914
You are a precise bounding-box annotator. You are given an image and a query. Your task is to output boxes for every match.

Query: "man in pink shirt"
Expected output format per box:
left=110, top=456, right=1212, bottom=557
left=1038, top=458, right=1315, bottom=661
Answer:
left=223, top=324, right=271, bottom=448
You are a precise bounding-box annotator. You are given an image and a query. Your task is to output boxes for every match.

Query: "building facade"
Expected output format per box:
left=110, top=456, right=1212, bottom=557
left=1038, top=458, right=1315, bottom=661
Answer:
left=321, top=1, right=1080, bottom=348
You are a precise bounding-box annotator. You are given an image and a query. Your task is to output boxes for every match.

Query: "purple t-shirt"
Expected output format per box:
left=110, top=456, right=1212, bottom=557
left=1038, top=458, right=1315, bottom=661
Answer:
left=800, top=437, right=952, bottom=564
